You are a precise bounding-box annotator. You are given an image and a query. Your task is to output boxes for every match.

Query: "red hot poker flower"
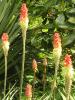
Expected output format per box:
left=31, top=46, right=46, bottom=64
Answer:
left=1, top=33, right=8, bottom=42
left=53, top=32, right=61, bottom=48
left=25, top=84, right=32, bottom=98
left=64, top=54, right=72, bottom=67
left=32, top=59, right=38, bottom=73
left=1, top=33, right=9, bottom=56
left=19, top=3, right=28, bottom=21
left=19, top=3, right=29, bottom=31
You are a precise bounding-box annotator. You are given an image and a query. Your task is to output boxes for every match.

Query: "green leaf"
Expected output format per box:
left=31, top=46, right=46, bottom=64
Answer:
left=68, top=8, right=75, bottom=14
left=58, top=90, right=66, bottom=100
left=72, top=0, right=75, bottom=4
left=70, top=95, right=74, bottom=100
left=55, top=13, right=65, bottom=25
left=63, top=33, right=75, bottom=46
left=68, top=17, right=75, bottom=24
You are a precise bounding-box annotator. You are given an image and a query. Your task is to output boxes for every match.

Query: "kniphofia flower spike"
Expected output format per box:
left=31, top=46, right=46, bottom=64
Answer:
left=1, top=33, right=9, bottom=97
left=64, top=54, right=74, bottom=100
left=53, top=32, right=62, bottom=60
left=64, top=54, right=73, bottom=78
left=51, top=32, right=62, bottom=98
left=53, top=32, right=61, bottom=48
left=1, top=33, right=9, bottom=56
left=25, top=84, right=32, bottom=98
left=19, top=3, right=29, bottom=100
left=64, top=54, right=72, bottom=68
left=32, top=59, right=38, bottom=73
left=19, top=3, right=29, bottom=31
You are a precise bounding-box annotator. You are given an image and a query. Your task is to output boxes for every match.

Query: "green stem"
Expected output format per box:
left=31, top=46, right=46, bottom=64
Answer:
left=4, top=55, right=8, bottom=97
left=43, top=65, right=46, bottom=92
left=20, top=31, right=26, bottom=100
left=51, top=60, right=59, bottom=100
left=54, top=60, right=59, bottom=82
left=8, top=84, right=10, bottom=100
left=32, top=72, right=36, bottom=100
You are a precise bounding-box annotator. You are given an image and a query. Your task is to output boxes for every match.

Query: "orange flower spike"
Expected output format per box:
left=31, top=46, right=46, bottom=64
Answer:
left=32, top=59, right=38, bottom=73
left=53, top=32, right=62, bottom=61
left=19, top=3, right=29, bottom=30
left=64, top=54, right=73, bottom=100
left=19, top=3, right=28, bottom=21
left=25, top=84, right=32, bottom=98
left=64, top=54, right=72, bottom=68
left=53, top=32, right=61, bottom=48
left=19, top=3, right=29, bottom=99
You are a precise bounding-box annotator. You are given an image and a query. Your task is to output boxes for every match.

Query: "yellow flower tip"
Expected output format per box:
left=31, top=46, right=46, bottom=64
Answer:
left=3, top=41, right=10, bottom=51
left=19, top=17, right=29, bottom=31
left=53, top=47, right=62, bottom=60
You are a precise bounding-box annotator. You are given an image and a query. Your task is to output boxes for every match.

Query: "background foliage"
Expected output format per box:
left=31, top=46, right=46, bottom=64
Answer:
left=0, top=0, right=75, bottom=99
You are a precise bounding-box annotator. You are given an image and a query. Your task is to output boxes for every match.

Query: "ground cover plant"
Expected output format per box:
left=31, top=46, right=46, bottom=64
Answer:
left=0, top=0, right=75, bottom=100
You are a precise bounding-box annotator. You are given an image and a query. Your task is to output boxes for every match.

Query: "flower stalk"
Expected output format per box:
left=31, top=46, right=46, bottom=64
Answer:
left=20, top=31, right=26, bottom=100
left=19, top=3, right=29, bottom=100
left=1, top=33, right=9, bottom=97
left=32, top=59, right=37, bottom=99
left=42, top=58, right=47, bottom=92
left=4, top=55, right=8, bottom=97
left=65, top=75, right=72, bottom=100
left=33, top=72, right=36, bottom=99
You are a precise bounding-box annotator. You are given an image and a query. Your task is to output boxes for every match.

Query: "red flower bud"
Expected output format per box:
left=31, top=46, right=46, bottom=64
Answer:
left=1, top=33, right=9, bottom=56
left=1, top=33, right=8, bottom=42
left=19, top=3, right=28, bottom=21
left=64, top=54, right=72, bottom=67
left=32, top=59, right=38, bottom=73
left=53, top=32, right=61, bottom=48
left=25, top=84, right=32, bottom=98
